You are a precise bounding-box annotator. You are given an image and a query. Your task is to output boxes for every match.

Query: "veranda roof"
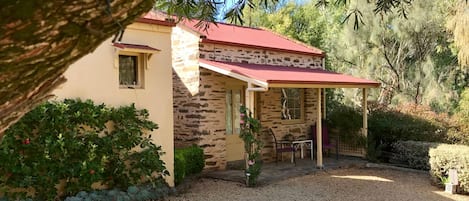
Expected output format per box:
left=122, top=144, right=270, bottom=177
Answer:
left=199, top=59, right=380, bottom=88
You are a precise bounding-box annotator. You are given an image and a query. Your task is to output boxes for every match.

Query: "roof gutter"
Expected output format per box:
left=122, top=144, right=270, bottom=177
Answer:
left=247, top=86, right=268, bottom=92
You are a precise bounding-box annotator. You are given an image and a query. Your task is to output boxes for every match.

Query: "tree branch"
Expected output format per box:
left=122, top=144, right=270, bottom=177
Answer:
left=0, top=0, right=154, bottom=136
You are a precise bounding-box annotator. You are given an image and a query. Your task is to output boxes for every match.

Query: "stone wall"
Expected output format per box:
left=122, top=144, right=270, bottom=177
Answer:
left=196, top=69, right=244, bottom=169
left=199, top=43, right=323, bottom=69
left=172, top=26, right=202, bottom=147
left=172, top=26, right=325, bottom=169
left=257, top=88, right=319, bottom=162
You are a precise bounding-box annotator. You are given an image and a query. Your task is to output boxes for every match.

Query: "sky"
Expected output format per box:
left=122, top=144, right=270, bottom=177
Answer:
left=215, top=0, right=308, bottom=22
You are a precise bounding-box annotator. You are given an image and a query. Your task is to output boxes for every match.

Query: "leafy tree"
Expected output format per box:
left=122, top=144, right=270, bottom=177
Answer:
left=324, top=0, right=465, bottom=109
left=446, top=0, right=469, bottom=67
left=457, top=88, right=469, bottom=122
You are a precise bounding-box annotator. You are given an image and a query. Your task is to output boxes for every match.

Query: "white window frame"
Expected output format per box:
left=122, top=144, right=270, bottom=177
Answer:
left=280, top=88, right=305, bottom=124
left=225, top=85, right=245, bottom=135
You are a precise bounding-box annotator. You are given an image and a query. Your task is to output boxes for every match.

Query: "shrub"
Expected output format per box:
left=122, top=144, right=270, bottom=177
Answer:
left=174, top=151, right=187, bottom=186
left=327, top=101, right=366, bottom=147
left=64, top=182, right=174, bottom=201
left=390, top=141, right=439, bottom=170
left=429, top=144, right=469, bottom=193
left=449, top=88, right=469, bottom=145
left=367, top=105, right=447, bottom=162
left=0, top=99, right=167, bottom=200
left=174, top=145, right=205, bottom=185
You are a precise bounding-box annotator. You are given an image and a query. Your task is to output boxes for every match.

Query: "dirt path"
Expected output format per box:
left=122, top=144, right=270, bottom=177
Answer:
left=165, top=168, right=468, bottom=201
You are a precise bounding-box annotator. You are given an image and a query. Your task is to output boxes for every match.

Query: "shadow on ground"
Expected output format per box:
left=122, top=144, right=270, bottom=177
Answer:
left=203, top=156, right=367, bottom=185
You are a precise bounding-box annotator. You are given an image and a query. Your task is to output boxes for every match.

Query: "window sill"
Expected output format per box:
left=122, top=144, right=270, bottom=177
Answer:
left=119, top=85, right=144, bottom=89
left=281, top=119, right=305, bottom=125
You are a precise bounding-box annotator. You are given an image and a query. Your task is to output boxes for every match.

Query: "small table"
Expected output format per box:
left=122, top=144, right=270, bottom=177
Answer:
left=278, top=140, right=314, bottom=163
left=292, top=140, right=313, bottom=160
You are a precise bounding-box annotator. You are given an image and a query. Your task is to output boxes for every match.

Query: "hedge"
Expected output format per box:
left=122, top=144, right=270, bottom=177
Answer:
left=391, top=141, right=439, bottom=170
left=429, top=144, right=469, bottom=193
left=174, top=145, right=205, bottom=185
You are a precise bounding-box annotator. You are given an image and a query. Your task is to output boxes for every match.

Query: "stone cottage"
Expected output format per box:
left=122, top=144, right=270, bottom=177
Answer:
left=169, top=17, right=380, bottom=170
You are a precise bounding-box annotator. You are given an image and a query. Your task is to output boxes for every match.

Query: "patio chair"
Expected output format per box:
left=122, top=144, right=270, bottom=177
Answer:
left=310, top=120, right=339, bottom=160
left=269, top=128, right=296, bottom=164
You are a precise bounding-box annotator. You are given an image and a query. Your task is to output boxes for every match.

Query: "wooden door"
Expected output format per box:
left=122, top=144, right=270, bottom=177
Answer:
left=225, top=86, right=244, bottom=161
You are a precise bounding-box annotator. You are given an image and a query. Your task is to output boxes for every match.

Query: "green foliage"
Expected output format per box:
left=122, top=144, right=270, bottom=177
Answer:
left=457, top=88, right=469, bottom=123
left=429, top=144, right=469, bottom=193
left=390, top=141, right=439, bottom=170
left=444, top=88, right=469, bottom=145
left=327, top=100, right=366, bottom=147
left=367, top=105, right=447, bottom=161
left=174, top=152, right=186, bottom=186
left=0, top=99, right=167, bottom=200
left=64, top=182, right=174, bottom=201
left=335, top=0, right=465, bottom=108
left=239, top=106, right=263, bottom=187
left=173, top=145, right=205, bottom=185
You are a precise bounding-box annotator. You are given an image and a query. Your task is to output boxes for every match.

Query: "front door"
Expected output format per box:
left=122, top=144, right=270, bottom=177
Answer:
left=225, top=86, right=244, bottom=161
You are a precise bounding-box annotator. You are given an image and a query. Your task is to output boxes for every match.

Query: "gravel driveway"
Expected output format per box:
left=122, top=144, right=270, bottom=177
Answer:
left=165, top=168, right=468, bottom=201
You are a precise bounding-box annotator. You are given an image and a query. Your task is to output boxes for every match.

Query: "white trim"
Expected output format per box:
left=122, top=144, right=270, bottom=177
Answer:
left=200, top=62, right=268, bottom=88
left=246, top=87, right=268, bottom=92
left=268, top=83, right=379, bottom=89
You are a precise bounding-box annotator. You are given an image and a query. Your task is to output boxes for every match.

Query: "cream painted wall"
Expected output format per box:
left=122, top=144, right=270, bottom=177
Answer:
left=53, top=23, right=175, bottom=186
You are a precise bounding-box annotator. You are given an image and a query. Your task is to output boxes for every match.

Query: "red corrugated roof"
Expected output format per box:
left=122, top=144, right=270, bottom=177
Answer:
left=182, top=20, right=325, bottom=57
left=200, top=59, right=380, bottom=87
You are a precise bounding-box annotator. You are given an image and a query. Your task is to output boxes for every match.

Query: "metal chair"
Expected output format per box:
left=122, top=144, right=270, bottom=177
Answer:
left=311, top=120, right=339, bottom=160
left=269, top=128, right=296, bottom=164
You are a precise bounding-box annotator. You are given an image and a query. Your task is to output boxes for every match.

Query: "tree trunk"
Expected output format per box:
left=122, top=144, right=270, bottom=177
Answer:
left=0, top=0, right=154, bottom=137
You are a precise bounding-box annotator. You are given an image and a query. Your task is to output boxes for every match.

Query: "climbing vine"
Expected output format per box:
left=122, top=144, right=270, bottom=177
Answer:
left=239, top=106, right=263, bottom=187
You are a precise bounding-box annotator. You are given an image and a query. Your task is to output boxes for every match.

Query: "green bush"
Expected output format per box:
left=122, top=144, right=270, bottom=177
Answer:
left=327, top=101, right=366, bottom=147
left=429, top=144, right=469, bottom=193
left=390, top=141, right=439, bottom=170
left=174, top=151, right=186, bottom=185
left=174, top=145, right=205, bottom=185
left=367, top=105, right=447, bottom=162
left=448, top=88, right=469, bottom=145
left=0, top=99, right=167, bottom=200
left=63, top=182, right=174, bottom=201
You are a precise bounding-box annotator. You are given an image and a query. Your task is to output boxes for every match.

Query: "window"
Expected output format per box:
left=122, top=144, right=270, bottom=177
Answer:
left=119, top=52, right=144, bottom=88
left=226, top=88, right=243, bottom=135
left=281, top=88, right=304, bottom=122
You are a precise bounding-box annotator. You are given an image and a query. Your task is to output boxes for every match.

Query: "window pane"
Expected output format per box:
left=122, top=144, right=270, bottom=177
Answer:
left=233, top=90, right=241, bottom=134
left=293, top=109, right=301, bottom=119
left=281, top=88, right=302, bottom=120
left=119, top=55, right=138, bottom=85
left=225, top=90, right=233, bottom=135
